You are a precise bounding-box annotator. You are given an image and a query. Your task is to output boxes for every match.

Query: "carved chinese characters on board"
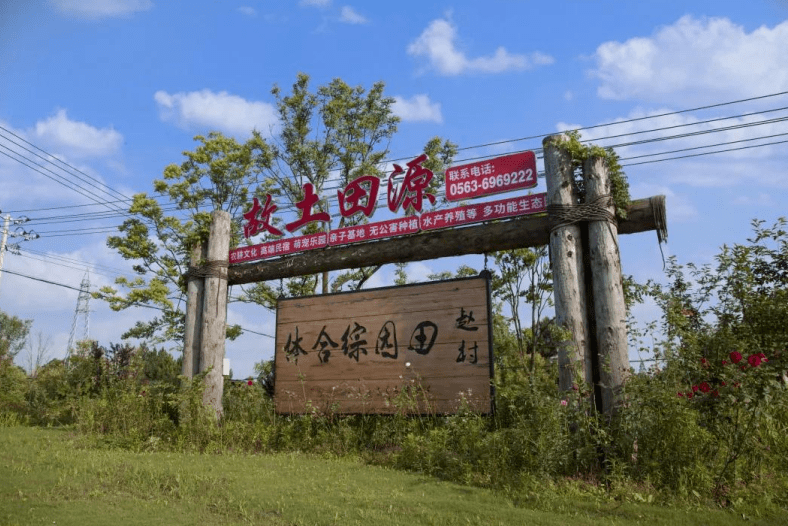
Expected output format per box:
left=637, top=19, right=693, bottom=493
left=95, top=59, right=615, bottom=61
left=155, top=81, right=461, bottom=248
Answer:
left=274, top=277, right=493, bottom=415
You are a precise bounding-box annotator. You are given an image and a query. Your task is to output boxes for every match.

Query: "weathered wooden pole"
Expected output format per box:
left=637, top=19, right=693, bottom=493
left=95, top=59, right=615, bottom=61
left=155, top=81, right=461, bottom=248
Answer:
left=543, top=134, right=593, bottom=392
left=584, top=156, right=630, bottom=415
left=200, top=210, right=231, bottom=416
left=182, top=242, right=207, bottom=378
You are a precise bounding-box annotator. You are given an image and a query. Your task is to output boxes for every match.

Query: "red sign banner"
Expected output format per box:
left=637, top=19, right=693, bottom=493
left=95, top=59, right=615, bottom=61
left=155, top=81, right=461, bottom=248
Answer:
left=229, top=232, right=328, bottom=263
left=445, top=151, right=537, bottom=202
left=329, top=217, right=420, bottom=247
left=420, top=193, right=546, bottom=231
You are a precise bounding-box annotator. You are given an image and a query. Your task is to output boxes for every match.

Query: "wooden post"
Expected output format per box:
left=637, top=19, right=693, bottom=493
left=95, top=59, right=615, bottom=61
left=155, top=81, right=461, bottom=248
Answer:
left=182, top=242, right=207, bottom=378
left=543, top=134, right=593, bottom=392
left=584, top=156, right=630, bottom=415
left=200, top=210, right=231, bottom=416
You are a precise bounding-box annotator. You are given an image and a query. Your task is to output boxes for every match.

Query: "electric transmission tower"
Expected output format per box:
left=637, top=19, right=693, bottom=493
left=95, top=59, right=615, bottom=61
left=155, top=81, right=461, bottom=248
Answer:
left=66, top=271, right=92, bottom=360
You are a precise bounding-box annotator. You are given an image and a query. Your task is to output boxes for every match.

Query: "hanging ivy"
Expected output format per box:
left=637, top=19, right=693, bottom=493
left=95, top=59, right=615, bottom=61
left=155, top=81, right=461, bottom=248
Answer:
left=562, top=130, right=631, bottom=220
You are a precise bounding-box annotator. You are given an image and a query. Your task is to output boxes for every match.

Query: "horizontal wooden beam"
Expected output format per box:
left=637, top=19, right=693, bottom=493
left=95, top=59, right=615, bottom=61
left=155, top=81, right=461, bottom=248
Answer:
left=228, top=196, right=665, bottom=286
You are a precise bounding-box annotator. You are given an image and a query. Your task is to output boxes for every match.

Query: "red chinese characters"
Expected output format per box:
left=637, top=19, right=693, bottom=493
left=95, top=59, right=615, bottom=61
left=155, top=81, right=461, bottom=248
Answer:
left=286, top=182, right=330, bottom=233
left=337, top=175, right=380, bottom=219
left=242, top=195, right=283, bottom=238
left=387, top=154, right=435, bottom=214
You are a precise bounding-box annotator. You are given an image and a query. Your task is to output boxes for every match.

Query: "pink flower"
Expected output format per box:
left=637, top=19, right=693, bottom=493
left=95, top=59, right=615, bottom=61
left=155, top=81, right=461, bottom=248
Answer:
left=560, top=399, right=568, bottom=406
left=699, top=382, right=711, bottom=393
left=692, top=385, right=699, bottom=392
left=730, top=351, right=743, bottom=364
left=758, top=352, right=768, bottom=363
left=748, top=354, right=762, bottom=368
left=722, top=360, right=728, bottom=365
left=721, top=381, right=727, bottom=387
left=687, top=392, right=694, bottom=399
left=701, top=358, right=709, bottom=367
left=677, top=392, right=685, bottom=398
left=247, top=379, right=254, bottom=386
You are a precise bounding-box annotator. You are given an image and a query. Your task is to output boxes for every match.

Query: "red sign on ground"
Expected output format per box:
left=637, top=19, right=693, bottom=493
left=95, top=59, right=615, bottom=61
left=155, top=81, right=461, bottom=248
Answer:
left=328, top=217, right=420, bottom=247
left=445, top=151, right=537, bottom=201
left=230, top=232, right=327, bottom=263
left=420, top=193, right=546, bottom=231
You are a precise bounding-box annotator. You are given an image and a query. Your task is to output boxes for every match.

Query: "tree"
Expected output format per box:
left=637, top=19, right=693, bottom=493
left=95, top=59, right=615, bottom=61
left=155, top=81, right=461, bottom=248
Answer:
left=491, top=247, right=553, bottom=372
left=238, top=74, right=456, bottom=305
left=23, top=331, right=52, bottom=377
left=97, top=131, right=273, bottom=343
left=0, top=309, right=31, bottom=360
left=100, top=74, right=456, bottom=346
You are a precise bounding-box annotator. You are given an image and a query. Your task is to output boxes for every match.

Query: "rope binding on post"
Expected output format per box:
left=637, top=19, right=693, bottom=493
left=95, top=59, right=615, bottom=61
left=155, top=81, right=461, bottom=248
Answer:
left=547, top=194, right=617, bottom=232
left=185, top=259, right=229, bottom=280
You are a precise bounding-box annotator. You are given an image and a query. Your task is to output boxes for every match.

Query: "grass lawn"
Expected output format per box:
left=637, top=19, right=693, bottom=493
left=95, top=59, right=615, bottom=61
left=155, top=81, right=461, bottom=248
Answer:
left=0, top=426, right=784, bottom=525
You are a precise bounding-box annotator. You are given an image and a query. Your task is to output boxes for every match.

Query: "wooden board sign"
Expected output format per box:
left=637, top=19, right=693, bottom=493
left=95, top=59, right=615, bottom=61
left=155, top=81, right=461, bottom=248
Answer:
left=274, top=276, right=493, bottom=414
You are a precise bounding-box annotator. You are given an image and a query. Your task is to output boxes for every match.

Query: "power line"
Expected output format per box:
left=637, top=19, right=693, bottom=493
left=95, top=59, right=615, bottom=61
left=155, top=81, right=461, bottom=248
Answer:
left=621, top=137, right=788, bottom=167
left=0, top=267, right=86, bottom=292
left=0, top=146, right=130, bottom=216
left=445, top=90, right=788, bottom=155
left=19, top=247, right=130, bottom=275
left=26, top=131, right=788, bottom=239
left=0, top=125, right=130, bottom=203
left=617, top=131, right=788, bottom=161
left=13, top=252, right=123, bottom=280
left=3, top=267, right=275, bottom=340
left=6, top=92, right=788, bottom=229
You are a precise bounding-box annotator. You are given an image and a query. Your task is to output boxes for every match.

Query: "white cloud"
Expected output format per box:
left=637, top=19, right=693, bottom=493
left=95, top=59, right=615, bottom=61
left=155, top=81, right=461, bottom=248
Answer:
left=339, top=6, right=367, bottom=24
left=629, top=182, right=698, bottom=223
left=592, top=16, right=788, bottom=103
left=732, top=192, right=777, bottom=207
left=408, top=17, right=554, bottom=75
left=33, top=109, right=123, bottom=158
left=392, top=95, right=443, bottom=123
left=300, top=0, right=330, bottom=7
left=154, top=89, right=279, bottom=137
left=49, top=0, right=153, bottom=19
left=0, top=119, right=123, bottom=214
left=237, top=6, right=256, bottom=17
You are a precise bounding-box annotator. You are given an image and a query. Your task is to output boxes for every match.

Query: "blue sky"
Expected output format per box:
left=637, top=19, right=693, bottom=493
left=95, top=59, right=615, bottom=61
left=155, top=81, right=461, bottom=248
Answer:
left=1, top=0, right=787, bottom=377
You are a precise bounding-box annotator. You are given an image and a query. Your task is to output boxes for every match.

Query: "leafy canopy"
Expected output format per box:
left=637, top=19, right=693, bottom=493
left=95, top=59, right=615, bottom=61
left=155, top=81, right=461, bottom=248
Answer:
left=100, top=74, right=456, bottom=345
left=0, top=309, right=32, bottom=360
left=97, top=131, right=272, bottom=343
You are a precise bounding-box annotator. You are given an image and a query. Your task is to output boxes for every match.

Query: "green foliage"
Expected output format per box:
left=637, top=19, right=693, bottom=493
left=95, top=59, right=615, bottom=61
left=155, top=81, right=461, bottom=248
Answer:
left=562, top=130, right=631, bottom=220
left=491, top=247, right=553, bottom=368
left=615, top=217, right=788, bottom=503
left=8, top=426, right=764, bottom=526
left=97, top=132, right=266, bottom=343
left=100, top=73, right=457, bottom=342
left=0, top=356, right=27, bottom=423
left=0, top=309, right=31, bottom=360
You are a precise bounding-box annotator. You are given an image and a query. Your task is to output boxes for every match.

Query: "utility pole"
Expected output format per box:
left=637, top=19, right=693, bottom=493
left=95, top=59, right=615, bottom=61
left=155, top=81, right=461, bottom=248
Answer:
left=0, top=214, right=9, bottom=296
left=0, top=211, right=38, bottom=298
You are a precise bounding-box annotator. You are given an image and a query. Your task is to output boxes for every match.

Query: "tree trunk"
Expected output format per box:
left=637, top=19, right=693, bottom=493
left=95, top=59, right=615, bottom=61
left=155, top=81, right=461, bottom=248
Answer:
left=183, top=241, right=206, bottom=378
left=543, top=133, right=593, bottom=392
left=200, top=211, right=231, bottom=416
left=584, top=156, right=630, bottom=415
